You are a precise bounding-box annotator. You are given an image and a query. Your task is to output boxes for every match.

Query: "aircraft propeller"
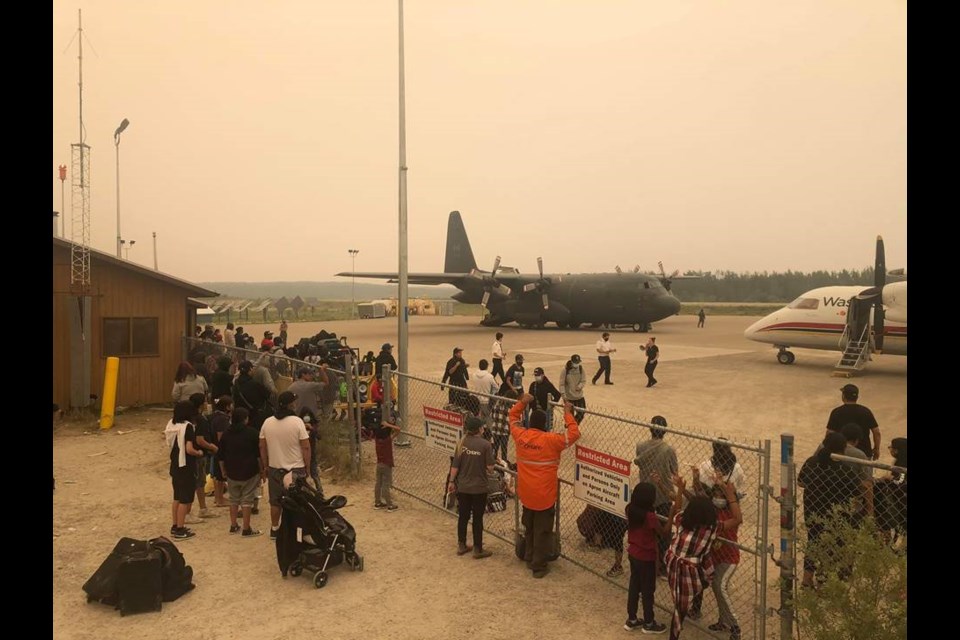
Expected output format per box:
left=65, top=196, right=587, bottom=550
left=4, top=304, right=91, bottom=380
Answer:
left=522, top=257, right=561, bottom=310
left=468, top=255, right=513, bottom=308
left=657, top=261, right=681, bottom=292
left=873, top=236, right=886, bottom=351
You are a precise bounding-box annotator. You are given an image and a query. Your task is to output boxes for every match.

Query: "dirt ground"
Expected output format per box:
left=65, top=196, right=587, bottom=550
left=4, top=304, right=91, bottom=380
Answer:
left=53, top=314, right=906, bottom=639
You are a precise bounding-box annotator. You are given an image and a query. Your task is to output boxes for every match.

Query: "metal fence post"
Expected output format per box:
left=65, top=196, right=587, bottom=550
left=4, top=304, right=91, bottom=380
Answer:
left=344, top=351, right=360, bottom=477
left=758, top=439, right=772, bottom=640
left=779, top=434, right=796, bottom=640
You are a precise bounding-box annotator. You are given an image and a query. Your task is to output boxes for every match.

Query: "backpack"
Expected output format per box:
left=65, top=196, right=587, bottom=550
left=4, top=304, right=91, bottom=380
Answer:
left=148, top=536, right=195, bottom=602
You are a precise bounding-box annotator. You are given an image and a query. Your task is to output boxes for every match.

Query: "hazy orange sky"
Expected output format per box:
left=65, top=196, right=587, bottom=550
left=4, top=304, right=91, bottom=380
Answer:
left=52, top=1, right=906, bottom=283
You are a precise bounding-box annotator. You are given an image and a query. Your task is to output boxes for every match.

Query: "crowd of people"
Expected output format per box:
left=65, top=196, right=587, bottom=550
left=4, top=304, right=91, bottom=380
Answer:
left=165, top=321, right=905, bottom=639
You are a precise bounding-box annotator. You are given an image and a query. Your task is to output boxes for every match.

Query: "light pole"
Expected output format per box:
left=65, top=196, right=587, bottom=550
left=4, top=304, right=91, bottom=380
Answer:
left=114, top=118, right=130, bottom=258
left=348, top=249, right=359, bottom=319
left=121, top=238, right=136, bottom=260
left=58, top=164, right=67, bottom=238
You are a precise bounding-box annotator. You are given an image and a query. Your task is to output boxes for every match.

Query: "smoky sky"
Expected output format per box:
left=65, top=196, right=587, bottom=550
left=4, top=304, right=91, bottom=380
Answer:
left=52, top=1, right=906, bottom=283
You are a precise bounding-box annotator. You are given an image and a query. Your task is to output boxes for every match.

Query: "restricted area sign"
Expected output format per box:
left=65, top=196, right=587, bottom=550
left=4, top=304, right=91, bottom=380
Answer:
left=423, top=406, right=464, bottom=455
left=574, top=444, right=632, bottom=517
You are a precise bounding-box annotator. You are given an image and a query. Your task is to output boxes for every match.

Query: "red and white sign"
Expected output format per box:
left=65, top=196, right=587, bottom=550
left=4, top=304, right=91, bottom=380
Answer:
left=574, top=444, right=632, bottom=517
left=423, top=406, right=464, bottom=454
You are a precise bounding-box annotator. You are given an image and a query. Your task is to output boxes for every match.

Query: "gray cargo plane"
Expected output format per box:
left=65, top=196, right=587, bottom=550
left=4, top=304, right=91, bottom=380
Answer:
left=337, top=211, right=689, bottom=331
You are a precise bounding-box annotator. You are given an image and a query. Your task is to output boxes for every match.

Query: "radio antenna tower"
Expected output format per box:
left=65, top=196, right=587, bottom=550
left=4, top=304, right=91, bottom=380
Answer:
left=69, top=8, right=92, bottom=291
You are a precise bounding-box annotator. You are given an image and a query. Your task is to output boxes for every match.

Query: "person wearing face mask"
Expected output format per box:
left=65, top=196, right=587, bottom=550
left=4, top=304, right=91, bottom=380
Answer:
left=686, top=440, right=746, bottom=637
left=559, top=355, right=586, bottom=424
left=528, top=367, right=561, bottom=414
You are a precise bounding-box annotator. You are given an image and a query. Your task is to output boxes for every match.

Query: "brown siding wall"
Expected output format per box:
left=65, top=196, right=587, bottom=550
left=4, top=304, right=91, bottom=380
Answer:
left=53, top=244, right=196, bottom=409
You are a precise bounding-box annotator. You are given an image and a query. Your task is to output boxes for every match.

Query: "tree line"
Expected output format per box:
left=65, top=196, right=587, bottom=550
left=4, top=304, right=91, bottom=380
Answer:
left=669, top=267, right=877, bottom=302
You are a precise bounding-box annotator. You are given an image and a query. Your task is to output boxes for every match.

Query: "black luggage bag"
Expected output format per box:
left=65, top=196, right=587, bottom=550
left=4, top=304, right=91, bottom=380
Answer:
left=82, top=537, right=150, bottom=606
left=116, top=551, right=163, bottom=616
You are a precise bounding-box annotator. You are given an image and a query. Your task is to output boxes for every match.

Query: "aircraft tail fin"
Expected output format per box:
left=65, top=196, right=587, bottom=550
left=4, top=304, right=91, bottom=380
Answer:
left=444, top=211, right=478, bottom=274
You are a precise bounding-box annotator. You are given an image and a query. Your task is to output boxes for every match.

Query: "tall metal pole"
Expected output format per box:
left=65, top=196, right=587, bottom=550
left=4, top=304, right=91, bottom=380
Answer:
left=779, top=434, right=796, bottom=640
left=115, top=135, right=122, bottom=257
left=349, top=249, right=359, bottom=318
left=152, top=231, right=158, bottom=270
left=397, top=0, right=409, bottom=422
left=58, top=165, right=67, bottom=237
left=114, top=118, right=129, bottom=258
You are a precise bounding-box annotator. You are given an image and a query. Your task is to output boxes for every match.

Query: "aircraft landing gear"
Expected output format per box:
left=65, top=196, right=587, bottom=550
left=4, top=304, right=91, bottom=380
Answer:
left=632, top=323, right=652, bottom=333
left=776, top=348, right=796, bottom=365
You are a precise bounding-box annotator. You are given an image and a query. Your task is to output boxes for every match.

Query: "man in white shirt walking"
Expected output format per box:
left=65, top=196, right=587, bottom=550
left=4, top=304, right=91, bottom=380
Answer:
left=591, top=332, right=616, bottom=385
left=259, top=390, right=312, bottom=540
left=491, top=332, right=506, bottom=384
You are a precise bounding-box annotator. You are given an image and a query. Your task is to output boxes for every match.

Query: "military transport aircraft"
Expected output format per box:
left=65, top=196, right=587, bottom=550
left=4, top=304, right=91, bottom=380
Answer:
left=743, top=236, right=906, bottom=370
left=337, top=211, right=692, bottom=331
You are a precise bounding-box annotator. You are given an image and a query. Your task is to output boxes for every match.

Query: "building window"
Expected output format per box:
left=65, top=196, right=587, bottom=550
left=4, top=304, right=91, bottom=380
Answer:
left=103, top=317, right=160, bottom=357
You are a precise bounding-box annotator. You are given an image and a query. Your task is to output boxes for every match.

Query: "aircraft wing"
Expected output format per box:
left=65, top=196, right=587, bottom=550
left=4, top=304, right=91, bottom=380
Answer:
left=336, top=271, right=472, bottom=286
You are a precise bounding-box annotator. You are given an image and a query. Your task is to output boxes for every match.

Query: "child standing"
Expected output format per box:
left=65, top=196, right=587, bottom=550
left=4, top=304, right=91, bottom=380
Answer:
left=664, top=474, right=739, bottom=640
left=623, top=482, right=670, bottom=633
left=374, top=420, right=401, bottom=511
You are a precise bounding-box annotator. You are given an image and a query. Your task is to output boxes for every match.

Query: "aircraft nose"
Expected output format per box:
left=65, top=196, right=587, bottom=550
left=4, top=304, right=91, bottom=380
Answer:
left=667, top=295, right=681, bottom=316
left=744, top=316, right=766, bottom=340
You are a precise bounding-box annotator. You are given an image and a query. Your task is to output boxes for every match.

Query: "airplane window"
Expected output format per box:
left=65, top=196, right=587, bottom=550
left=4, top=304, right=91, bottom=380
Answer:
left=787, top=297, right=819, bottom=310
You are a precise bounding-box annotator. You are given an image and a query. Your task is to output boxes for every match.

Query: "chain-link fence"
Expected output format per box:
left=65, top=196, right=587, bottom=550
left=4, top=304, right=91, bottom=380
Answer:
left=388, top=369, right=773, bottom=640
left=180, top=337, right=364, bottom=478
left=794, top=448, right=907, bottom=580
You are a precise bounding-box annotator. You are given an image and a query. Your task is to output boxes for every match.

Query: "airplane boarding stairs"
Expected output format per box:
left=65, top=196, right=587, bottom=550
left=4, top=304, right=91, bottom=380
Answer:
left=832, top=325, right=873, bottom=377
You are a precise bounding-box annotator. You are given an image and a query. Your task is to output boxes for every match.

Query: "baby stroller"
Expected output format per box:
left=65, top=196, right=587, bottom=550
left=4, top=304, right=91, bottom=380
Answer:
left=275, top=476, right=363, bottom=589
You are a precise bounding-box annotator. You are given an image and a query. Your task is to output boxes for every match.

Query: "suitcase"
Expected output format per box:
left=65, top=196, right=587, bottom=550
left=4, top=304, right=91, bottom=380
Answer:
left=83, top=537, right=151, bottom=606
left=116, top=551, right=163, bottom=616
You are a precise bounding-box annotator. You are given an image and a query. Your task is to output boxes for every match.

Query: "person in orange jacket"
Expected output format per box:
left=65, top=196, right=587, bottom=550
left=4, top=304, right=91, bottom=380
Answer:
left=509, top=393, right=581, bottom=578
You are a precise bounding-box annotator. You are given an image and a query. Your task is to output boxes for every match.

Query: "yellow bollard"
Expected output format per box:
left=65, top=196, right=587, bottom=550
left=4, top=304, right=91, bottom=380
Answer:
left=100, top=356, right=120, bottom=430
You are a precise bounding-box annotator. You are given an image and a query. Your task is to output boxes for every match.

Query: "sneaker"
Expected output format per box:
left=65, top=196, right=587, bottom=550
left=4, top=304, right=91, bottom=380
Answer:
left=172, top=527, right=196, bottom=540
left=708, top=622, right=729, bottom=632
left=184, top=514, right=204, bottom=525
left=532, top=569, right=549, bottom=579
left=686, top=609, right=702, bottom=621
left=242, top=528, right=263, bottom=538
left=374, top=502, right=386, bottom=510
left=199, top=508, right=220, bottom=519
left=604, top=381, right=614, bottom=385
left=229, top=524, right=241, bottom=535
left=170, top=525, right=177, bottom=535
left=270, top=528, right=279, bottom=540
left=641, top=621, right=667, bottom=634
left=457, top=543, right=473, bottom=556
left=386, top=504, right=398, bottom=511
left=473, top=548, right=493, bottom=559
left=624, top=619, right=643, bottom=631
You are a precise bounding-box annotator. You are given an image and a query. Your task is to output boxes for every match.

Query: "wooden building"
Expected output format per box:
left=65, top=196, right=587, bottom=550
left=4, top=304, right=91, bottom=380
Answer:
left=53, top=238, right=218, bottom=409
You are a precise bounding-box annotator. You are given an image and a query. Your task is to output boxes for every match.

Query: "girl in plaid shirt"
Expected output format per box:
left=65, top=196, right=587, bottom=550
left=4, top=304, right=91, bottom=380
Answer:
left=489, top=389, right=517, bottom=462
left=663, top=474, right=740, bottom=640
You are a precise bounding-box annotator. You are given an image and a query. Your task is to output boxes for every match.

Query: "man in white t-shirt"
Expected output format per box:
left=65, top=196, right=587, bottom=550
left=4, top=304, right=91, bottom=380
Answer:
left=491, top=332, right=506, bottom=383
left=591, top=332, right=617, bottom=385
left=259, top=390, right=312, bottom=539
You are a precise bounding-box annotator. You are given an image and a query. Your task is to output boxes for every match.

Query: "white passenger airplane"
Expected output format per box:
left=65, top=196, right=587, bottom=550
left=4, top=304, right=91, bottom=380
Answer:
left=744, top=237, right=906, bottom=368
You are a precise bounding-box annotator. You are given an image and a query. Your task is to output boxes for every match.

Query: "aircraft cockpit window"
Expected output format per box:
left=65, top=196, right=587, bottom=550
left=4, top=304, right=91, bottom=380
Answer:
left=787, top=297, right=820, bottom=310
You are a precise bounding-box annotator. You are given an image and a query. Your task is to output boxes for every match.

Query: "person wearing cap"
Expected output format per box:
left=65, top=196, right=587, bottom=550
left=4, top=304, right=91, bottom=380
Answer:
left=261, top=330, right=274, bottom=351
left=259, top=390, right=313, bottom=540
left=509, top=394, right=581, bottom=578
left=528, top=367, right=561, bottom=414
left=375, top=343, right=398, bottom=381
left=491, top=332, right=507, bottom=384
left=825, top=384, right=881, bottom=460
left=441, top=347, right=470, bottom=409
left=559, top=355, right=587, bottom=424
left=447, top=416, right=496, bottom=558
left=592, top=332, right=616, bottom=385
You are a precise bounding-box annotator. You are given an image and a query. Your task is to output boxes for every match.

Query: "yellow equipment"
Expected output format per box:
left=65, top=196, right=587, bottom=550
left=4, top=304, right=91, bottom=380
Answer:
left=99, top=356, right=120, bottom=430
